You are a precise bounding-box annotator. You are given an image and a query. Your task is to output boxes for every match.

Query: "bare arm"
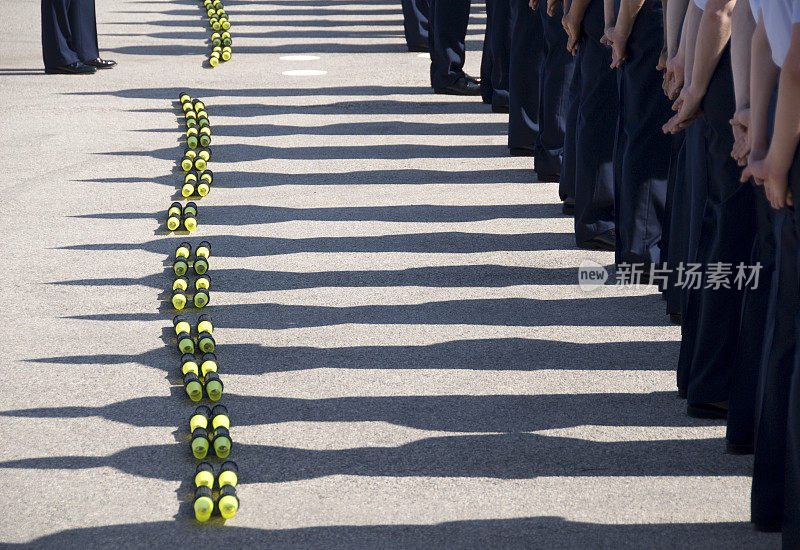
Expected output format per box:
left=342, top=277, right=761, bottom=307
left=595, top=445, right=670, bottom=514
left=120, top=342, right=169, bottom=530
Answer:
left=563, top=0, right=592, bottom=54
left=729, top=0, right=755, bottom=164
left=662, top=2, right=703, bottom=131
left=747, top=16, right=780, bottom=161
left=730, top=0, right=754, bottom=108
left=666, top=0, right=690, bottom=57
left=608, top=0, right=647, bottom=67
left=758, top=24, right=800, bottom=207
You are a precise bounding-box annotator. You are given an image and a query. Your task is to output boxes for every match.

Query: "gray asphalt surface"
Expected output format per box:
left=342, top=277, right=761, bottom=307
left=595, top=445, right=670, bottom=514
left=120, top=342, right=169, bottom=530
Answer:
left=0, top=0, right=781, bottom=547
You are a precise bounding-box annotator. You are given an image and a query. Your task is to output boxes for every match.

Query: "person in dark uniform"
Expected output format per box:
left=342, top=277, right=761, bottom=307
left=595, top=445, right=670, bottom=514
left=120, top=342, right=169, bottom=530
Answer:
left=604, top=0, right=672, bottom=272
left=664, top=0, right=756, bottom=420
left=742, top=1, right=800, bottom=539
left=480, top=0, right=511, bottom=111
left=508, top=0, right=574, bottom=180
left=401, top=0, right=431, bottom=52
left=41, top=0, right=116, bottom=74
left=563, top=0, right=617, bottom=248
left=725, top=0, right=771, bottom=456
left=428, top=0, right=481, bottom=94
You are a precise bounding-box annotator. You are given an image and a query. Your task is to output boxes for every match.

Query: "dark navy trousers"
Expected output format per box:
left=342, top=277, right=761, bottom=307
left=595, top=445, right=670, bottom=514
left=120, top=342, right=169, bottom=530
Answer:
left=572, top=0, right=616, bottom=244
left=41, top=0, right=99, bottom=69
left=751, top=90, right=800, bottom=534
left=559, top=52, right=580, bottom=203
left=612, top=0, right=671, bottom=265
left=684, top=46, right=755, bottom=407
left=752, top=207, right=796, bottom=532
left=726, top=186, right=776, bottom=449
left=401, top=0, right=430, bottom=51
left=480, top=0, right=511, bottom=108
left=508, top=0, right=574, bottom=176
left=676, top=121, right=708, bottom=396
left=428, top=0, right=471, bottom=89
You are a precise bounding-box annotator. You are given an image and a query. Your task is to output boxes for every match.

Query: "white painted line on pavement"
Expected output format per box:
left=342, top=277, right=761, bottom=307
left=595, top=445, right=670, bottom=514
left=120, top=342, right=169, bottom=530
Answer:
left=282, top=69, right=328, bottom=76
left=280, top=55, right=321, bottom=61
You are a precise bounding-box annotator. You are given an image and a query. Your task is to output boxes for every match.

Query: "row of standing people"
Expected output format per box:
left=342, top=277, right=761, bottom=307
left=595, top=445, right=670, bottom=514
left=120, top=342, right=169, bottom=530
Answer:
left=401, top=0, right=800, bottom=546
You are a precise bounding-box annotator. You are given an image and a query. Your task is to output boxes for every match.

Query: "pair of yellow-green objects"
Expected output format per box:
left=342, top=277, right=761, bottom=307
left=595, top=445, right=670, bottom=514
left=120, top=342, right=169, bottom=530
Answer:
left=167, top=201, right=198, bottom=233
left=172, top=275, right=210, bottom=310
left=181, top=148, right=211, bottom=172
left=182, top=170, right=213, bottom=198
left=186, top=126, right=211, bottom=150
left=182, top=351, right=223, bottom=402
left=190, top=404, right=232, bottom=459
left=173, top=241, right=211, bottom=276
left=174, top=314, right=215, bottom=354
left=211, top=31, right=232, bottom=47
left=194, top=460, right=239, bottom=521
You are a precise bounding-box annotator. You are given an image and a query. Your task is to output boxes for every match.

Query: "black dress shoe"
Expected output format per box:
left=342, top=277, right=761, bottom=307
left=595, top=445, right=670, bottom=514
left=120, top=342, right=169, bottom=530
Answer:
left=491, top=104, right=509, bottom=113
left=83, top=57, right=117, bottom=69
left=45, top=61, right=96, bottom=74
left=577, top=229, right=616, bottom=251
left=510, top=146, right=535, bottom=157
left=536, top=171, right=561, bottom=183
left=687, top=401, right=728, bottom=419
left=726, top=439, right=754, bottom=455
left=464, top=73, right=480, bottom=84
left=669, top=313, right=682, bottom=325
left=562, top=199, right=575, bottom=215
left=408, top=44, right=428, bottom=53
left=434, top=76, right=482, bottom=96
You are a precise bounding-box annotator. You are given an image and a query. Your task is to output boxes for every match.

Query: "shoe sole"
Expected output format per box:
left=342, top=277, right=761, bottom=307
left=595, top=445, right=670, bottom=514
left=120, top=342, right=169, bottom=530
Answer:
left=433, top=88, right=481, bottom=96
left=686, top=404, right=727, bottom=419
left=726, top=441, right=754, bottom=455
left=44, top=69, right=96, bottom=74
left=577, top=239, right=615, bottom=251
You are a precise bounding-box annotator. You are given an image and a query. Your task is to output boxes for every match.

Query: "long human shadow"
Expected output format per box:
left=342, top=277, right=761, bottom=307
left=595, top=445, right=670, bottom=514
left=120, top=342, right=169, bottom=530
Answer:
left=65, top=294, right=667, bottom=329
left=6, top=517, right=776, bottom=549
left=107, top=43, right=487, bottom=56
left=26, top=338, right=678, bottom=374
left=59, top=232, right=576, bottom=257
left=67, top=85, right=434, bottom=99
left=100, top=143, right=505, bottom=162
left=120, top=7, right=404, bottom=15
left=104, top=27, right=480, bottom=39
left=0, top=392, right=710, bottom=431
left=128, top=99, right=494, bottom=117
left=79, top=168, right=539, bottom=188
left=0, top=434, right=748, bottom=483
left=123, top=7, right=405, bottom=16
left=50, top=264, right=581, bottom=291
left=73, top=204, right=563, bottom=225
left=136, top=120, right=508, bottom=137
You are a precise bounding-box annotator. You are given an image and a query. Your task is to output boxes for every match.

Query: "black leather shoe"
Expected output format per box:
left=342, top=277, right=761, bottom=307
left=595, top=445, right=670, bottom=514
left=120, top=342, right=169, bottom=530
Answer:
left=687, top=401, right=728, bottom=419
left=536, top=171, right=560, bottom=183
left=408, top=44, right=428, bottom=53
left=510, top=146, right=535, bottom=157
left=669, top=313, right=682, bottom=325
left=83, top=57, right=117, bottom=69
left=726, top=440, right=754, bottom=455
left=434, top=76, right=482, bottom=96
left=45, top=61, right=96, bottom=74
left=464, top=73, right=480, bottom=84
left=562, top=200, right=575, bottom=215
left=491, top=104, right=509, bottom=113
left=577, top=229, right=616, bottom=251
